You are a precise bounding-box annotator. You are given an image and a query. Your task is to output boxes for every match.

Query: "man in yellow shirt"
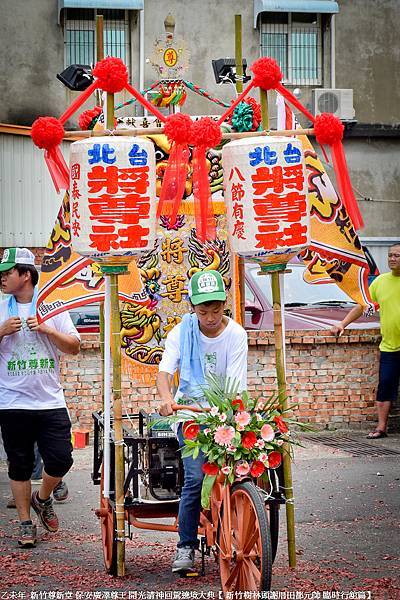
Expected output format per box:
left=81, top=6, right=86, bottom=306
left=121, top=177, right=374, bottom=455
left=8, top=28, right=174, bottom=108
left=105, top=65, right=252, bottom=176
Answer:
left=331, top=244, right=400, bottom=438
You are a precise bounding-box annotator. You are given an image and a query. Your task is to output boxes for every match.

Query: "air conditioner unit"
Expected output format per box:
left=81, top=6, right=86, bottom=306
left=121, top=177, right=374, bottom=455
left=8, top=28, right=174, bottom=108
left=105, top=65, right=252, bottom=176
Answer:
left=312, top=88, right=355, bottom=120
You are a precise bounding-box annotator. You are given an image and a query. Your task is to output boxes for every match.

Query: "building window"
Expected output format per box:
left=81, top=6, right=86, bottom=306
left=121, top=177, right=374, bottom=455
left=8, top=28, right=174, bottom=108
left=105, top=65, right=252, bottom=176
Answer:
left=64, top=8, right=130, bottom=72
left=260, top=13, right=322, bottom=86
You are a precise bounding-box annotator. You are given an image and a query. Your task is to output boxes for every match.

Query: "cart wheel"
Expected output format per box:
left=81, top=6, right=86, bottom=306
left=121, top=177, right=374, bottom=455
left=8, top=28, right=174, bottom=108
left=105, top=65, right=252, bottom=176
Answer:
left=99, top=470, right=117, bottom=576
left=217, top=481, right=272, bottom=592
left=267, top=503, right=279, bottom=563
left=257, top=471, right=280, bottom=563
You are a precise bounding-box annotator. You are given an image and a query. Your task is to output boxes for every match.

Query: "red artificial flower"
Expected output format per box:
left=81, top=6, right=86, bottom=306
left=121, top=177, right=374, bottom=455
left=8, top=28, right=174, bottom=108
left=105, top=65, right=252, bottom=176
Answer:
left=250, top=460, right=265, bottom=478
left=241, top=431, right=257, bottom=450
left=246, top=96, right=262, bottom=130
left=78, top=106, right=103, bottom=130
left=268, top=451, right=282, bottom=469
left=232, top=398, right=244, bottom=411
left=274, top=415, right=289, bottom=434
left=182, top=420, right=200, bottom=440
left=202, top=462, right=219, bottom=476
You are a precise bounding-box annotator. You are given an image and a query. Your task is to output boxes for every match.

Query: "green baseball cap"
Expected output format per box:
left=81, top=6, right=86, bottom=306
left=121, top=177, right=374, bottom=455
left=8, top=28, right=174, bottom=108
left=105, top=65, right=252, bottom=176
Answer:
left=0, top=248, right=36, bottom=272
left=188, top=270, right=226, bottom=305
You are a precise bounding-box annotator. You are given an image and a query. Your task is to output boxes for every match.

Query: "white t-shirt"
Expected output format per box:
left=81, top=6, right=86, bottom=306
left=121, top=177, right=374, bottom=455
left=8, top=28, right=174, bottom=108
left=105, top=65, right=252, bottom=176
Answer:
left=0, top=300, right=80, bottom=410
left=158, top=316, right=248, bottom=403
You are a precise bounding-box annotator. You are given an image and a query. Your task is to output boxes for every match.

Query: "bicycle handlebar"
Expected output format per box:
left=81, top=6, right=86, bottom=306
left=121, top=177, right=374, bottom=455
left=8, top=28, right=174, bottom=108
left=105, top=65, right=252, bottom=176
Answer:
left=171, top=403, right=210, bottom=413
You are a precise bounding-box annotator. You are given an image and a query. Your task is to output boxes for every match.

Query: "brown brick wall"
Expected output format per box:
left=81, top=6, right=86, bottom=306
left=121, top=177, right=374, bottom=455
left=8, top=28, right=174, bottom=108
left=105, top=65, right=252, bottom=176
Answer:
left=0, top=246, right=381, bottom=431
left=62, top=329, right=381, bottom=431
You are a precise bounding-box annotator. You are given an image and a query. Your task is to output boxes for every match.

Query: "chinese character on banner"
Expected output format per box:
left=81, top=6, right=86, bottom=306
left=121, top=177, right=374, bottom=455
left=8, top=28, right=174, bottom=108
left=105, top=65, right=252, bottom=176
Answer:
left=161, top=238, right=188, bottom=264
left=160, top=274, right=188, bottom=303
left=228, top=168, right=247, bottom=242
left=222, top=136, right=310, bottom=264
left=69, top=137, right=157, bottom=259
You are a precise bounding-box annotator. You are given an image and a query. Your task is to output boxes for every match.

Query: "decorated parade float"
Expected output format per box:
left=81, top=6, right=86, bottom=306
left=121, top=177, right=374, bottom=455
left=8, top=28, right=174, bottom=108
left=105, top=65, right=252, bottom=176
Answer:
left=29, top=14, right=374, bottom=592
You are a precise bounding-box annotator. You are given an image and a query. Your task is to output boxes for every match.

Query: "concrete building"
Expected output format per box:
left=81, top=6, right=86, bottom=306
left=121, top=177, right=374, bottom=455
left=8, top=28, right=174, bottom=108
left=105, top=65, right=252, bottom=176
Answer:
left=1, top=0, right=399, bottom=242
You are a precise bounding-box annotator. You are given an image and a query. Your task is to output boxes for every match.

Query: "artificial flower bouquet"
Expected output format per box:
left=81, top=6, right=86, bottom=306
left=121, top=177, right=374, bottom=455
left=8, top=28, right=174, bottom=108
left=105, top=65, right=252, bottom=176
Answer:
left=174, top=375, right=304, bottom=508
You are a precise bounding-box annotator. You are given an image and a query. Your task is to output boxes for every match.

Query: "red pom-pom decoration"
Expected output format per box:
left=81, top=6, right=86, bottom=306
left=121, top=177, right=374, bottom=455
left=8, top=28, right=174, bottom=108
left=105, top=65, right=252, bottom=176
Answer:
left=78, top=106, right=103, bottom=130
left=190, top=117, right=222, bottom=148
left=250, top=57, right=282, bottom=90
left=31, top=117, right=64, bottom=150
left=93, top=57, right=128, bottom=93
left=164, top=113, right=192, bottom=145
left=314, top=113, right=344, bottom=146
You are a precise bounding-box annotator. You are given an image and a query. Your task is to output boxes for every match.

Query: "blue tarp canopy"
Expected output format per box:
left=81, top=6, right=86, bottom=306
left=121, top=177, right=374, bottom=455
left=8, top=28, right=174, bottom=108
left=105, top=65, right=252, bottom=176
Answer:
left=58, top=0, right=144, bottom=23
left=254, top=0, right=339, bottom=27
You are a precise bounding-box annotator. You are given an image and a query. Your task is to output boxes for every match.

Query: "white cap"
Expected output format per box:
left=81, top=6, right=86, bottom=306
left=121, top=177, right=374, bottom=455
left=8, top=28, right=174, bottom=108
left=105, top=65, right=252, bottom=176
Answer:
left=0, top=248, right=36, bottom=272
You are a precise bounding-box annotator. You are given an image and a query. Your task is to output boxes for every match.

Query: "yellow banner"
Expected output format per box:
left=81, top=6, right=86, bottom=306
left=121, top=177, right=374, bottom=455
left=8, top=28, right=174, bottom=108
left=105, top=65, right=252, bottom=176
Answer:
left=37, top=192, right=146, bottom=322
left=121, top=198, right=233, bottom=384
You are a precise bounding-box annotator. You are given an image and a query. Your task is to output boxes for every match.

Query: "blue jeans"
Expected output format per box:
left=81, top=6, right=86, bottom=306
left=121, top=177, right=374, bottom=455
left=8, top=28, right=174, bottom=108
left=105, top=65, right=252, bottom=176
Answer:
left=377, top=351, right=400, bottom=402
left=177, top=424, right=205, bottom=549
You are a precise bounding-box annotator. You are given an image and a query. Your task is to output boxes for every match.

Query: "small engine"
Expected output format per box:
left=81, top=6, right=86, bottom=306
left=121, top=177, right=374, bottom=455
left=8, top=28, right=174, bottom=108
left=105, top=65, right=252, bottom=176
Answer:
left=143, top=413, right=183, bottom=501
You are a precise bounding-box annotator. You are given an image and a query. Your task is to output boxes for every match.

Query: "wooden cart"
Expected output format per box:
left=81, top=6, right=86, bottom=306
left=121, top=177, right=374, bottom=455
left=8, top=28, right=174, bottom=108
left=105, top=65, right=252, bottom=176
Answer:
left=92, top=408, right=285, bottom=592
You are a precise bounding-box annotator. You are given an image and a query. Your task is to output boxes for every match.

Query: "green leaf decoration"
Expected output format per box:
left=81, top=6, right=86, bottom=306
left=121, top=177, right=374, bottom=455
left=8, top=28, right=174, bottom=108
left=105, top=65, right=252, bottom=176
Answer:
left=201, top=474, right=217, bottom=509
left=181, top=446, right=195, bottom=458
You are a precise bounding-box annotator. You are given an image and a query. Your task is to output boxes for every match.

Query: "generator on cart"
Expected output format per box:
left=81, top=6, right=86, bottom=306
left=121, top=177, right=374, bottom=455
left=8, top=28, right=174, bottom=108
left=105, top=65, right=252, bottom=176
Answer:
left=92, top=410, right=183, bottom=505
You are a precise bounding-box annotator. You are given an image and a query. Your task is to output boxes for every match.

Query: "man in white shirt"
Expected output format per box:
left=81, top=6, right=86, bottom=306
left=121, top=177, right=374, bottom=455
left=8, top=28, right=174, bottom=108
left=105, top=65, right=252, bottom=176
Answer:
left=157, top=269, right=248, bottom=573
left=0, top=248, right=80, bottom=548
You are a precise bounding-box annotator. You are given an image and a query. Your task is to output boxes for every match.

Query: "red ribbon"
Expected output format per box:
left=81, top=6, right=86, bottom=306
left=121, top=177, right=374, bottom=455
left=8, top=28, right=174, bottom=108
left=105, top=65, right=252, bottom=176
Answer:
left=157, top=143, right=190, bottom=225
left=59, top=81, right=99, bottom=125
left=44, top=147, right=69, bottom=193
left=275, top=83, right=330, bottom=163
left=275, top=83, right=315, bottom=124
left=192, top=146, right=216, bottom=242
left=278, top=83, right=362, bottom=228
left=217, top=81, right=255, bottom=126
left=331, top=141, right=364, bottom=230
left=125, top=83, right=167, bottom=123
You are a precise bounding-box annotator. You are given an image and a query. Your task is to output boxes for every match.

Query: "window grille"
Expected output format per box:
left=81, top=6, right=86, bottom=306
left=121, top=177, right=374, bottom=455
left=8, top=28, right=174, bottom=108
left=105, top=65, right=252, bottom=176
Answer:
left=64, top=8, right=130, bottom=72
left=260, top=13, right=322, bottom=86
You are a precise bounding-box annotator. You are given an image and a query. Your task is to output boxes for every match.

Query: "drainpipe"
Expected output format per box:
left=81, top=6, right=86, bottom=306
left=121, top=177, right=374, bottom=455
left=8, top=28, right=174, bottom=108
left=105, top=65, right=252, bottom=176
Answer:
left=139, top=8, right=145, bottom=115
left=330, top=14, right=336, bottom=88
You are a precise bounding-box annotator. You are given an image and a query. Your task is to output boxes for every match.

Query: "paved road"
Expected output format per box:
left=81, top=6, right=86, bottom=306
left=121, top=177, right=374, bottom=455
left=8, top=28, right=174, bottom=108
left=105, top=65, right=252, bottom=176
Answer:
left=0, top=433, right=399, bottom=598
